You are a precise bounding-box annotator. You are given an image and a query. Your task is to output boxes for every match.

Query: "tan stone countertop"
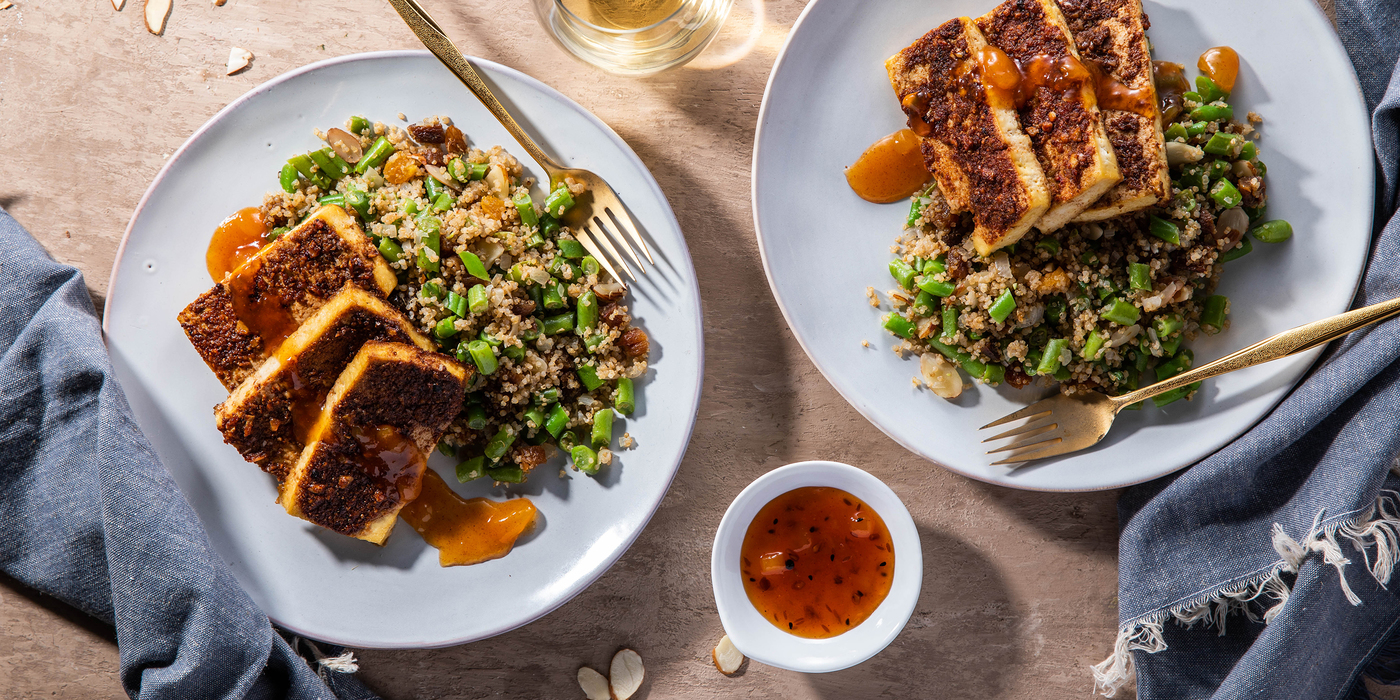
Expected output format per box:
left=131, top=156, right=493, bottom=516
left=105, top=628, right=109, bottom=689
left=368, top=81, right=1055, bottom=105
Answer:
left=0, top=0, right=1334, bottom=697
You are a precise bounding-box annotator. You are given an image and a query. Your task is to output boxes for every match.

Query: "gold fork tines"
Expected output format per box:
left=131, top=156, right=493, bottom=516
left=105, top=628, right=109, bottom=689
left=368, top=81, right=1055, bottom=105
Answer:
left=387, top=0, right=653, bottom=287
left=978, top=294, right=1400, bottom=465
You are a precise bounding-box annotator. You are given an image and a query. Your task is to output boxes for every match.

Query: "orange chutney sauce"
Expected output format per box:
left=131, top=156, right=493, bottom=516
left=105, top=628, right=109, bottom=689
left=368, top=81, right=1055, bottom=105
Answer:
left=1198, top=46, right=1240, bottom=92
left=399, top=470, right=538, bottom=567
left=206, top=207, right=268, bottom=282
left=740, top=487, right=894, bottom=639
left=844, top=128, right=931, bottom=204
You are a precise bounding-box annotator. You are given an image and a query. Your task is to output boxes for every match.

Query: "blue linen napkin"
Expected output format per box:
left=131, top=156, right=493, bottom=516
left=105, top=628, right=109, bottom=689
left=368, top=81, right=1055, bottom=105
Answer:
left=1095, top=1, right=1400, bottom=697
left=0, top=208, right=381, bottom=700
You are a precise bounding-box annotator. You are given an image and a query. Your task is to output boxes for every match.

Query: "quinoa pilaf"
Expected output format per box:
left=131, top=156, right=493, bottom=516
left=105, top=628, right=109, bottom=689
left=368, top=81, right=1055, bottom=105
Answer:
left=879, top=59, right=1292, bottom=408
left=261, top=114, right=646, bottom=482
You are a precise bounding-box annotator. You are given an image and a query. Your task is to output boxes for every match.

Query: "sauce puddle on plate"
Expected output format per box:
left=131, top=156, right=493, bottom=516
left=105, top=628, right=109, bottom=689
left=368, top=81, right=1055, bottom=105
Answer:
left=400, top=470, right=538, bottom=567
left=740, top=486, right=894, bottom=638
left=845, top=128, right=931, bottom=203
left=207, top=206, right=268, bottom=282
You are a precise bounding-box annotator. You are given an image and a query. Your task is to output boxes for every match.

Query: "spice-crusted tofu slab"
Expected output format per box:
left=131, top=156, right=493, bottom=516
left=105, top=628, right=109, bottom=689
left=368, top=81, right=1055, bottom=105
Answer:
left=976, top=0, right=1120, bottom=232
left=214, top=286, right=449, bottom=483
left=1058, top=0, right=1170, bottom=221
left=887, top=17, right=1050, bottom=256
left=280, top=341, right=468, bottom=545
left=177, top=205, right=396, bottom=390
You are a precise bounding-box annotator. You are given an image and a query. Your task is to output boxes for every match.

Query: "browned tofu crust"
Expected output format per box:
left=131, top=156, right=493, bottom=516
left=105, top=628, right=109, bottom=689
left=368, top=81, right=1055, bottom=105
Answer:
left=177, top=285, right=264, bottom=389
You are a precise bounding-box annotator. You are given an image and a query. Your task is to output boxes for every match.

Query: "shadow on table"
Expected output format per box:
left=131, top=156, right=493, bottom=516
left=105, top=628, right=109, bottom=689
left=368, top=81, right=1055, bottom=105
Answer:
left=806, top=524, right=1021, bottom=699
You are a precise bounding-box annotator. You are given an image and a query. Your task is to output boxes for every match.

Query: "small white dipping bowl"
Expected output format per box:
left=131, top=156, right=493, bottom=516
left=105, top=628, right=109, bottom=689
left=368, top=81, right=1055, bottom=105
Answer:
left=710, top=461, right=922, bottom=673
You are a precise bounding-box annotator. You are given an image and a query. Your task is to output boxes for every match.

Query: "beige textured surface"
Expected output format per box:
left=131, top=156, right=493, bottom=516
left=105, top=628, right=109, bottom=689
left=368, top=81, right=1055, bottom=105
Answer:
left=0, top=0, right=1334, bottom=698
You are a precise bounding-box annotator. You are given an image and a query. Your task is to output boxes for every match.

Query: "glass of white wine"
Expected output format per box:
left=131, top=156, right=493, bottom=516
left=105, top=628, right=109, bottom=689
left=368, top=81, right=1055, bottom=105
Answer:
left=533, top=0, right=735, bottom=75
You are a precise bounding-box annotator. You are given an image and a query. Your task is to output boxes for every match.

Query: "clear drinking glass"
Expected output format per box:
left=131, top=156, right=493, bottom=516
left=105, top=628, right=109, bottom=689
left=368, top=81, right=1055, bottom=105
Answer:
left=533, top=0, right=735, bottom=75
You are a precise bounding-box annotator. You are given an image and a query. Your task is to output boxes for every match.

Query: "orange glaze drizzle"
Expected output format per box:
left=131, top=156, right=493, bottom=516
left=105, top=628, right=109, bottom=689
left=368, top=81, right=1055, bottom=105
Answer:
left=1198, top=46, right=1240, bottom=92
left=277, top=355, right=329, bottom=445
left=354, top=424, right=427, bottom=505
left=206, top=207, right=268, bottom=283
left=225, top=255, right=300, bottom=356
left=844, top=129, right=931, bottom=203
left=399, top=470, right=538, bottom=567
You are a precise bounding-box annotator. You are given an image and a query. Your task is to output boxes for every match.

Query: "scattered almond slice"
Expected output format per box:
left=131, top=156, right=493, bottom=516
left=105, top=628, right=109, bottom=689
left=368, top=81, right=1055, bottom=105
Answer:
left=0, top=2, right=14, bottom=9
left=213, top=0, right=226, bottom=5
left=712, top=635, right=744, bottom=675
left=144, top=0, right=171, bottom=34
left=609, top=649, right=644, bottom=700
left=226, top=47, right=253, bottom=76
left=577, top=667, right=610, bottom=700
left=111, top=0, right=124, bottom=9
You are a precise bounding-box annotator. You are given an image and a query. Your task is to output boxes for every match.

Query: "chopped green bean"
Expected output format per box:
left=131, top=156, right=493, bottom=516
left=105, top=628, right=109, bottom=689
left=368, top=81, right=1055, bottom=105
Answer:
left=1190, top=104, right=1233, bottom=122
left=911, top=290, right=936, bottom=317
left=577, top=290, right=599, bottom=329
left=1129, top=262, right=1152, bottom=291
left=1036, top=239, right=1061, bottom=255
left=923, top=257, right=946, bottom=275
left=432, top=192, right=453, bottom=211
left=982, top=363, right=1005, bottom=386
left=267, top=227, right=289, bottom=241
left=318, top=193, right=345, bottom=207
left=1103, top=298, right=1141, bottom=326
left=1147, top=215, right=1181, bottom=245
left=1156, top=315, right=1185, bottom=339
left=503, top=344, right=526, bottom=362
left=615, top=377, right=635, bottom=415
left=350, top=115, right=372, bottom=135
left=989, top=289, right=1016, bottom=324
left=523, top=406, right=547, bottom=432
left=1239, top=141, right=1257, bottom=161
left=417, top=227, right=441, bottom=274
left=434, top=316, right=459, bottom=339
left=581, top=256, right=601, bottom=276
left=917, top=276, right=955, bottom=298
left=1210, top=179, right=1243, bottom=209
left=279, top=163, right=299, bottom=193
left=1186, top=121, right=1209, bottom=137
left=941, top=306, right=959, bottom=340
left=1201, top=295, right=1229, bottom=333
left=543, top=279, right=567, bottom=310
left=542, top=311, right=575, bottom=335
left=344, top=188, right=370, bottom=219
left=545, top=186, right=575, bottom=216
left=1164, top=122, right=1188, bottom=141
left=883, top=313, right=917, bottom=340
left=355, top=137, right=394, bottom=174
left=1183, top=91, right=1202, bottom=104
left=448, top=158, right=470, bottom=182
left=540, top=214, right=562, bottom=237
left=512, top=193, right=539, bottom=227
left=1195, top=75, right=1229, bottom=104
left=571, top=444, right=599, bottom=475
left=1221, top=236, right=1253, bottom=262
left=577, top=364, right=604, bottom=391
left=445, top=290, right=468, bottom=317
left=1037, top=338, right=1069, bottom=375
left=467, top=284, right=489, bottom=314
left=456, top=456, right=486, bottom=483
left=1251, top=220, right=1293, bottom=243
left=309, top=148, right=348, bottom=180
left=470, top=163, right=489, bottom=180
left=1152, top=381, right=1202, bottom=408
left=465, top=339, right=496, bottom=375
left=889, top=260, right=917, bottom=289
left=478, top=330, right=502, bottom=347
left=927, top=338, right=987, bottom=379
left=1178, top=165, right=1208, bottom=191
left=555, top=240, right=586, bottom=260
left=1155, top=349, right=1194, bottom=381
left=465, top=404, right=488, bottom=430
left=591, top=408, right=613, bottom=447
left=458, top=250, right=490, bottom=280
left=1206, top=160, right=1231, bottom=182
left=377, top=237, right=403, bottom=262
left=1081, top=331, right=1107, bottom=361
left=1045, top=296, right=1066, bottom=323
left=486, top=465, right=526, bottom=483
left=425, top=174, right=444, bottom=201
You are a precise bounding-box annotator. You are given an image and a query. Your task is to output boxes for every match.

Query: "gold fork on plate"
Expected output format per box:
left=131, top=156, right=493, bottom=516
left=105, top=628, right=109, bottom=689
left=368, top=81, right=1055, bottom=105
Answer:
left=980, top=295, right=1400, bottom=465
left=387, top=0, right=654, bottom=285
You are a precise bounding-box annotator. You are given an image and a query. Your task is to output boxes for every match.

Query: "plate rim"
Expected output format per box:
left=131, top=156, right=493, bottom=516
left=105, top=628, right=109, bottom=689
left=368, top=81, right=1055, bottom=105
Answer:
left=102, top=50, right=706, bottom=647
left=750, top=0, right=1374, bottom=493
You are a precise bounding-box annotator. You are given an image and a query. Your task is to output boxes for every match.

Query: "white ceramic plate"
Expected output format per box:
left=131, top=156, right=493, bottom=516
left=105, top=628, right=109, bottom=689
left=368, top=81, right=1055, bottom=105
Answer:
left=711, top=461, right=922, bottom=672
left=753, top=0, right=1373, bottom=492
left=103, top=51, right=703, bottom=648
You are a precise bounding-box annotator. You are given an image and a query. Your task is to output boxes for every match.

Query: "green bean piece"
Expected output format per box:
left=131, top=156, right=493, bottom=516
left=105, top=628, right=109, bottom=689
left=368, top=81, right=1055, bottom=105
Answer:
left=1052, top=366, right=1072, bottom=381
left=448, top=158, right=470, bottom=183
left=458, top=250, right=490, bottom=280
left=1036, top=239, right=1061, bottom=255
left=591, top=408, right=613, bottom=448
left=581, top=256, right=601, bottom=276
left=468, top=163, right=489, bottom=180
left=1095, top=284, right=1115, bottom=302
left=577, top=290, right=599, bottom=329
left=1155, top=314, right=1185, bottom=338
left=1081, top=250, right=1099, bottom=267
left=883, top=313, right=917, bottom=340
left=527, top=284, right=544, bottom=310
left=1161, top=336, right=1182, bottom=357
left=508, top=263, right=526, bottom=283
left=1206, top=160, right=1231, bottom=182
left=1178, top=165, right=1208, bottom=191
left=456, top=456, right=487, bottom=483
left=463, top=340, right=495, bottom=376
left=559, top=239, right=587, bottom=259
left=1129, top=262, right=1152, bottom=291
left=454, top=341, right=472, bottom=363
left=350, top=115, right=372, bottom=135
left=440, top=290, right=464, bottom=317
left=577, top=364, right=604, bottom=391
left=1155, top=349, right=1195, bottom=381
left=918, top=257, right=943, bottom=276
left=1210, top=179, right=1243, bottom=209
left=465, top=404, right=488, bottom=430
left=267, top=227, right=289, bottom=241
left=537, top=404, right=567, bottom=438
left=417, top=230, right=441, bottom=274
left=926, top=338, right=987, bottom=378
left=475, top=331, right=501, bottom=347
left=941, top=306, right=959, bottom=340
left=343, top=188, right=370, bottom=219
left=1103, top=298, right=1141, bottom=326
left=486, top=465, right=526, bottom=483
left=1186, top=121, right=1209, bottom=137
left=540, top=214, right=562, bottom=238
left=911, top=290, right=936, bottom=317
left=279, top=163, right=299, bottom=193
left=1182, top=91, right=1202, bottom=104
left=989, top=289, right=1016, bottom=324
left=917, top=276, right=955, bottom=298
left=1201, top=295, right=1229, bottom=333
left=1045, top=296, right=1066, bottom=324
left=503, top=344, right=525, bottom=362
left=403, top=200, right=421, bottom=216
left=542, top=279, right=567, bottom=310
left=542, top=311, right=575, bottom=336
left=287, top=153, right=328, bottom=189
left=1190, top=104, right=1233, bottom=122
left=571, top=444, right=599, bottom=475
left=355, top=137, right=394, bottom=174
left=318, top=193, right=345, bottom=207
left=1239, top=141, right=1257, bottom=161
left=425, top=174, right=444, bottom=201
left=545, top=186, right=575, bottom=216
left=434, top=316, right=459, bottom=339
left=525, top=231, right=546, bottom=249
left=906, top=195, right=924, bottom=227
left=1251, top=220, right=1293, bottom=243
left=1195, top=75, right=1229, bottom=104
left=432, top=192, right=454, bottom=212
left=523, top=407, right=547, bottom=432
left=1221, top=236, right=1253, bottom=262
left=1035, top=338, right=1067, bottom=375
left=889, top=259, right=917, bottom=289
left=377, top=237, right=403, bottom=262
left=549, top=255, right=582, bottom=281
left=982, top=363, right=1005, bottom=386
left=614, top=376, right=635, bottom=415
left=513, top=193, right=539, bottom=227
left=463, top=284, right=487, bottom=314
left=309, top=148, right=348, bottom=180
left=1147, top=215, right=1181, bottom=245
left=1081, top=331, right=1108, bottom=361
left=1164, top=122, right=1189, bottom=141
left=1152, top=381, right=1203, bottom=408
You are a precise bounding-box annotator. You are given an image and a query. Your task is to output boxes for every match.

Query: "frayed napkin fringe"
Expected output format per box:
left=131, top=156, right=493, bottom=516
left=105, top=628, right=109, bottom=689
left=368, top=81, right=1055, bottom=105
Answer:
left=1091, top=490, right=1400, bottom=697
left=292, top=636, right=361, bottom=675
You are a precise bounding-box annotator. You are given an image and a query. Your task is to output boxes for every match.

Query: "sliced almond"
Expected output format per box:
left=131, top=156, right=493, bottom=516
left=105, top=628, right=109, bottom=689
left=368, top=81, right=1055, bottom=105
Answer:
left=326, top=128, right=363, bottom=164
left=144, top=0, right=171, bottom=34
left=213, top=0, right=226, bottom=5
left=112, top=0, right=126, bottom=10
left=577, top=667, right=610, bottom=700
left=0, top=1, right=14, bottom=8
left=608, top=649, right=644, bottom=700
left=712, top=634, right=744, bottom=675
left=226, top=47, right=253, bottom=76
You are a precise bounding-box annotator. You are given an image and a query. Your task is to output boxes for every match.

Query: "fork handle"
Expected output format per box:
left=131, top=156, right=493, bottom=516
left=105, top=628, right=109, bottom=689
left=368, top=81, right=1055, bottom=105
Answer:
left=387, top=0, right=562, bottom=178
left=1113, top=294, right=1400, bottom=409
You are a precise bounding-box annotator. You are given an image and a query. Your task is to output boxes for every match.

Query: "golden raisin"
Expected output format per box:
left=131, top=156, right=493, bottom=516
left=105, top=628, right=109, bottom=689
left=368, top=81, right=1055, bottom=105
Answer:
left=383, top=152, right=420, bottom=184
left=619, top=327, right=649, bottom=358
left=479, top=195, right=505, bottom=220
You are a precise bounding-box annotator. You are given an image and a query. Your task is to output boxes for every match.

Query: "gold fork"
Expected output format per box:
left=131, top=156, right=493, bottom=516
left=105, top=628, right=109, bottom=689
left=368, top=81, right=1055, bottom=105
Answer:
left=980, top=295, right=1400, bottom=465
left=387, top=0, right=654, bottom=284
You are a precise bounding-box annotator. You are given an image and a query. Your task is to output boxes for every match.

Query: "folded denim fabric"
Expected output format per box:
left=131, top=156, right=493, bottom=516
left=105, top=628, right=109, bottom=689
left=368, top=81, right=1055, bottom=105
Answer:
left=0, top=208, right=380, bottom=700
left=1096, top=1, right=1400, bottom=697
